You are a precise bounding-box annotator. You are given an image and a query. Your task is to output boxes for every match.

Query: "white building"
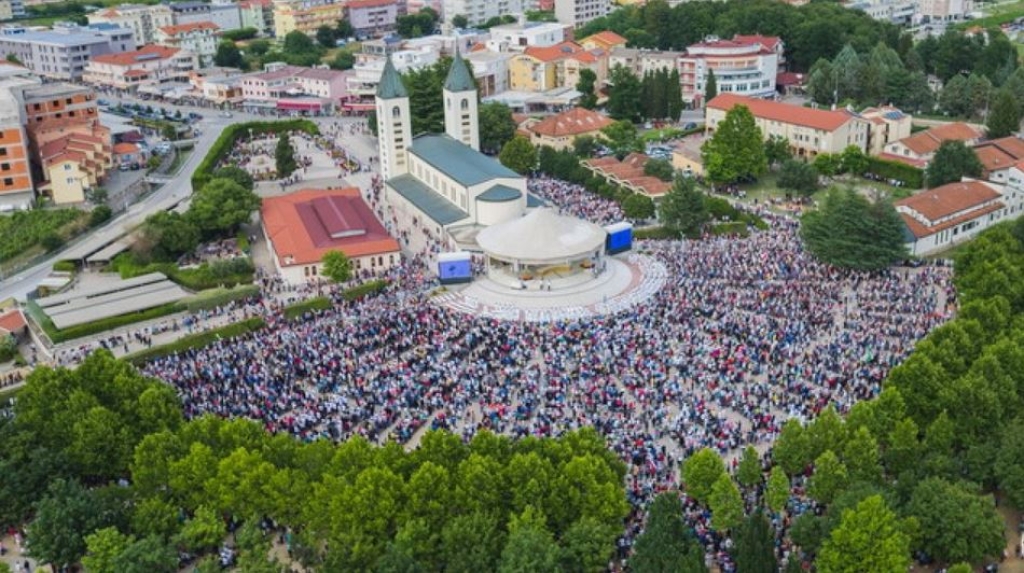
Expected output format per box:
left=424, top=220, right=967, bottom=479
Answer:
left=896, top=179, right=1022, bottom=256
left=154, top=22, right=219, bottom=66
left=83, top=44, right=198, bottom=91
left=609, top=47, right=683, bottom=77
left=443, top=0, right=540, bottom=26
left=680, top=34, right=782, bottom=106
left=916, top=0, right=973, bottom=22
left=168, top=1, right=242, bottom=32
left=377, top=52, right=529, bottom=255
left=347, top=41, right=440, bottom=99
left=486, top=20, right=567, bottom=51
left=850, top=0, right=917, bottom=24
left=464, top=48, right=511, bottom=96
left=554, top=0, right=611, bottom=28
left=88, top=3, right=173, bottom=46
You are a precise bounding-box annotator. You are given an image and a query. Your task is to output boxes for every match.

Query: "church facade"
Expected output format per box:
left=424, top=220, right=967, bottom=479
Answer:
left=376, top=52, right=529, bottom=256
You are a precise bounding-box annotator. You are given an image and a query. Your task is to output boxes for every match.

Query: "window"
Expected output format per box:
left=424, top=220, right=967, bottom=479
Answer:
left=0, top=148, right=6, bottom=155
left=3, top=178, right=12, bottom=186
left=1, top=164, right=8, bottom=171
left=65, top=98, right=72, bottom=104
left=461, top=98, right=469, bottom=110
left=392, top=105, right=400, bottom=117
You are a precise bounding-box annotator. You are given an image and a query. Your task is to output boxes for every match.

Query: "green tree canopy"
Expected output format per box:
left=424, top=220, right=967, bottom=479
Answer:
left=576, top=68, right=598, bottom=110
left=322, top=250, right=353, bottom=283
left=479, top=102, right=517, bottom=155
left=682, top=447, right=726, bottom=502
left=630, top=493, right=707, bottom=573
left=708, top=474, right=743, bottom=531
left=188, top=177, right=260, bottom=237
left=986, top=87, right=1022, bottom=139
left=778, top=159, right=820, bottom=197
left=732, top=510, right=776, bottom=573
left=925, top=140, right=983, bottom=188
left=498, top=136, right=537, bottom=175
left=607, top=65, right=643, bottom=122
left=906, top=477, right=1005, bottom=563
left=816, top=495, right=911, bottom=573
left=213, top=41, right=243, bottom=69
left=622, top=193, right=656, bottom=220
left=701, top=105, right=767, bottom=185
left=659, top=176, right=708, bottom=238
left=275, top=132, right=298, bottom=178
left=601, top=120, right=642, bottom=160
left=799, top=187, right=907, bottom=271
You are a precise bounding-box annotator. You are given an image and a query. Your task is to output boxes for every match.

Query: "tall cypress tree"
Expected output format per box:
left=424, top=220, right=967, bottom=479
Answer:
left=732, top=510, right=777, bottom=573
left=704, top=69, right=718, bottom=106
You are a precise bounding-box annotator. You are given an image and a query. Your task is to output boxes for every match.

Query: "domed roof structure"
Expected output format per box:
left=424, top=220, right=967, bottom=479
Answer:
left=476, top=208, right=606, bottom=265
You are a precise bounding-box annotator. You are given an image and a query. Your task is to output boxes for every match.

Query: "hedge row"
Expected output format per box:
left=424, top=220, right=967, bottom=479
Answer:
left=342, top=279, right=389, bottom=301
left=127, top=318, right=265, bottom=364
left=116, top=256, right=255, bottom=291
left=283, top=296, right=332, bottom=320
left=866, top=156, right=924, bottom=189
left=182, top=284, right=260, bottom=313
left=42, top=301, right=184, bottom=344
left=191, top=119, right=320, bottom=192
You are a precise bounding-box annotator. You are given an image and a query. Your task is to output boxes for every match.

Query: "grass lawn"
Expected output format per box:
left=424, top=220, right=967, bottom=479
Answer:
left=954, top=0, right=1024, bottom=28
left=733, top=173, right=913, bottom=212
left=167, top=146, right=193, bottom=175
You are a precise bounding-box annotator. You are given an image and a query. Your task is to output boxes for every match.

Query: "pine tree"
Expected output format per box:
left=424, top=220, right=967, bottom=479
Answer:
left=274, top=133, right=298, bottom=178
left=986, top=87, right=1022, bottom=138
left=732, top=511, right=777, bottom=573
left=704, top=68, right=717, bottom=105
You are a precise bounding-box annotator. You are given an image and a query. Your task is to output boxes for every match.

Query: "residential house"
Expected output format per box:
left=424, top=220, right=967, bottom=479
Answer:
left=680, top=34, right=782, bottom=106
left=578, top=30, right=627, bottom=53
left=706, top=93, right=871, bottom=156
left=169, top=1, right=241, bottom=31
left=83, top=45, right=199, bottom=91
left=239, top=0, right=274, bottom=36
left=155, top=22, right=219, bottom=66
left=272, top=0, right=346, bottom=38
left=0, top=68, right=36, bottom=209
left=0, top=23, right=135, bottom=80
left=509, top=41, right=608, bottom=92
left=525, top=106, right=613, bottom=150
left=896, top=179, right=1016, bottom=256
left=87, top=4, right=173, bottom=46
left=443, top=0, right=540, bottom=26
left=113, top=141, right=142, bottom=167
left=609, top=47, right=683, bottom=78
left=38, top=126, right=112, bottom=204
left=881, top=122, right=983, bottom=167
left=486, top=20, right=567, bottom=51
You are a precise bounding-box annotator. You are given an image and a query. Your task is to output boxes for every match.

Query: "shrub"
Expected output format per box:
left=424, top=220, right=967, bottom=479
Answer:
left=283, top=296, right=332, bottom=320
left=865, top=156, right=924, bottom=189
left=342, top=279, right=389, bottom=301
left=127, top=318, right=265, bottom=364
left=192, top=119, right=319, bottom=192
left=711, top=221, right=750, bottom=237
left=182, top=285, right=260, bottom=313
left=633, top=226, right=681, bottom=240
left=89, top=205, right=112, bottom=228
left=40, top=232, right=64, bottom=252
left=0, top=333, right=16, bottom=363
left=52, top=260, right=76, bottom=273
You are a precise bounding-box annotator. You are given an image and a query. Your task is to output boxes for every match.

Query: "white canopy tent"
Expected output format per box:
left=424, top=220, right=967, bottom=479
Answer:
left=476, top=208, right=606, bottom=268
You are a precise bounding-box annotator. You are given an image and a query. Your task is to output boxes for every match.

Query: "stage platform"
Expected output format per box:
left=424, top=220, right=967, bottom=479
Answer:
left=432, top=254, right=667, bottom=322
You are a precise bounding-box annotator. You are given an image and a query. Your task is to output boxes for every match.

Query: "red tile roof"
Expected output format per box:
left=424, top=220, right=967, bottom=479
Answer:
left=900, top=202, right=1004, bottom=239
left=523, top=42, right=587, bottom=63
left=529, top=107, right=613, bottom=138
left=0, top=309, right=26, bottom=335
left=731, top=34, right=782, bottom=51
left=113, top=142, right=140, bottom=154
left=262, top=188, right=400, bottom=266
left=159, top=21, right=219, bottom=35
left=91, top=45, right=180, bottom=67
left=776, top=72, right=805, bottom=86
left=707, top=94, right=854, bottom=132
left=896, top=180, right=1002, bottom=222
left=346, top=0, right=400, bottom=8
left=896, top=122, right=982, bottom=156
left=582, top=31, right=627, bottom=48
left=973, top=136, right=1024, bottom=173
left=878, top=152, right=928, bottom=169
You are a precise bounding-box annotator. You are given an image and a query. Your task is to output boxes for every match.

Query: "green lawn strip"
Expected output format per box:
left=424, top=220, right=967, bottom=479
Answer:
left=126, top=318, right=265, bottom=364
left=282, top=296, right=331, bottom=320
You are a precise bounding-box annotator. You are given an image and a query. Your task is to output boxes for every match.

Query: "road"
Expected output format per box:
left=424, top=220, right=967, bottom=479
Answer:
left=0, top=106, right=264, bottom=303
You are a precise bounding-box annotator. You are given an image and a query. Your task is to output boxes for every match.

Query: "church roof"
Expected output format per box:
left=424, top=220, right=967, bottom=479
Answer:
left=376, top=56, right=407, bottom=99
left=389, top=174, right=468, bottom=225
left=477, top=184, right=522, bottom=203
left=444, top=50, right=476, bottom=93
left=409, top=134, right=519, bottom=187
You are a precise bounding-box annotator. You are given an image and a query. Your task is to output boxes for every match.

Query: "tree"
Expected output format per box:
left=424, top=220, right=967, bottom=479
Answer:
left=188, top=178, right=260, bottom=237
left=560, top=517, right=616, bottom=573
left=283, top=30, right=320, bottom=55
left=778, top=160, right=820, bottom=197
left=607, top=65, right=643, bottom=122
left=498, top=136, right=537, bottom=175
left=498, top=509, right=560, bottom=573
left=114, top=535, right=178, bottom=573
left=808, top=450, right=848, bottom=505
left=622, top=193, right=655, bottom=220
left=907, top=477, right=1006, bottom=563
left=701, top=105, right=767, bottom=185
left=479, top=102, right=516, bottom=155
left=601, top=120, right=642, bottom=160
left=732, top=511, right=776, bottom=573
left=816, top=495, right=911, bottom=573
left=212, top=166, right=255, bottom=191
left=139, top=210, right=200, bottom=261
left=27, top=479, right=108, bottom=568
left=321, top=250, right=353, bottom=283
left=839, top=145, right=868, bottom=175
left=275, top=132, right=298, bottom=177
left=766, top=467, right=790, bottom=514
left=659, top=176, right=708, bottom=238
left=986, top=87, right=1021, bottom=139
left=996, top=416, right=1024, bottom=508
left=573, top=135, right=599, bottom=158
left=800, top=187, right=907, bottom=271
left=841, top=425, right=881, bottom=485
left=704, top=68, right=717, bottom=104
left=812, top=153, right=840, bottom=177
left=773, top=419, right=811, bottom=476
left=440, top=512, right=504, bottom=573
left=925, top=140, right=983, bottom=188
left=330, top=51, right=356, bottom=70
left=630, top=493, right=706, bottom=573
left=451, top=14, right=468, bottom=28
left=764, top=136, right=792, bottom=168
left=939, top=74, right=970, bottom=117
left=682, top=447, right=726, bottom=502
left=336, top=18, right=355, bottom=39
left=576, top=68, right=598, bottom=110
left=214, top=41, right=243, bottom=68
left=83, top=527, right=132, bottom=573
left=708, top=474, right=743, bottom=531
left=643, top=158, right=674, bottom=181
left=316, top=25, right=337, bottom=49
left=736, top=446, right=762, bottom=489
left=177, top=505, right=226, bottom=553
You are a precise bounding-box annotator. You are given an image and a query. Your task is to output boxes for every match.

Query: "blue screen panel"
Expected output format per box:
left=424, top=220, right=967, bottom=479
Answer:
left=438, top=260, right=472, bottom=283
left=606, top=228, right=632, bottom=254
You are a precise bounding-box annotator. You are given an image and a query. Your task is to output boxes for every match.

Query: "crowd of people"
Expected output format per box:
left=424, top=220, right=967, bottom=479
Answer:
left=134, top=175, right=954, bottom=570
left=528, top=176, right=625, bottom=226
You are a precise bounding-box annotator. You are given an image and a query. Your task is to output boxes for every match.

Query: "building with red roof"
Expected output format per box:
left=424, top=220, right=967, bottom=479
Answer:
left=883, top=122, right=983, bottom=167
left=681, top=34, right=784, bottom=106
left=526, top=107, right=613, bottom=150
left=261, top=188, right=402, bottom=284
left=0, top=308, right=27, bottom=339
left=510, top=41, right=609, bottom=93
left=82, top=45, right=198, bottom=91
left=972, top=136, right=1024, bottom=184
left=154, top=21, right=220, bottom=66
left=706, top=93, right=870, bottom=157
left=895, top=180, right=1014, bottom=256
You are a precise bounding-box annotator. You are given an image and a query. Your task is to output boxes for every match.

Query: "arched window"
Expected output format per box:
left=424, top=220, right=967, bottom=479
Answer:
left=392, top=105, right=400, bottom=117
left=460, top=98, right=469, bottom=110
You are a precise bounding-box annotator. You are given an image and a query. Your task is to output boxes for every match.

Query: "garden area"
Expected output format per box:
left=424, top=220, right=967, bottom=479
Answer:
left=0, top=209, right=100, bottom=277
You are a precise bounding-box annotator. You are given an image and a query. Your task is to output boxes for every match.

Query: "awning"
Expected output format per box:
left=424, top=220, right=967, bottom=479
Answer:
left=342, top=102, right=375, bottom=111
left=277, top=98, right=330, bottom=111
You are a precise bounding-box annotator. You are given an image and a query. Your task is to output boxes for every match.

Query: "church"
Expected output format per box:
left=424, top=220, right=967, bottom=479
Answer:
left=376, top=51, right=532, bottom=255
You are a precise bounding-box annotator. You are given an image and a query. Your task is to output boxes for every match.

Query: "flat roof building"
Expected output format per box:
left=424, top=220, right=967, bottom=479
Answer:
left=0, top=23, right=135, bottom=80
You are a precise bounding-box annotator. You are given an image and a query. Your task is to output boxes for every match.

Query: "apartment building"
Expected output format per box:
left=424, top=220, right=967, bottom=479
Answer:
left=554, top=0, right=611, bottom=28
left=525, top=106, right=612, bottom=150
left=88, top=4, right=173, bottom=46
left=83, top=45, right=198, bottom=91
left=896, top=180, right=1015, bottom=256
left=190, top=68, right=246, bottom=104
left=917, top=0, right=973, bottom=22
left=859, top=106, right=913, bottom=156
left=346, top=0, right=404, bottom=40
left=37, top=124, right=111, bottom=204
left=609, top=46, right=682, bottom=77
left=0, top=23, right=135, bottom=81
left=155, top=22, right=220, bottom=66
left=443, top=0, right=539, bottom=26
left=465, top=48, right=511, bottom=96
left=239, top=63, right=347, bottom=107
left=0, top=0, right=26, bottom=21
left=882, top=122, right=982, bottom=167
left=509, top=41, right=608, bottom=92
left=0, top=65, right=39, bottom=210
left=347, top=41, right=439, bottom=98
left=680, top=34, right=782, bottom=106
left=706, top=93, right=870, bottom=156
left=168, top=1, right=242, bottom=32
left=273, top=0, right=345, bottom=38
left=239, top=0, right=274, bottom=36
